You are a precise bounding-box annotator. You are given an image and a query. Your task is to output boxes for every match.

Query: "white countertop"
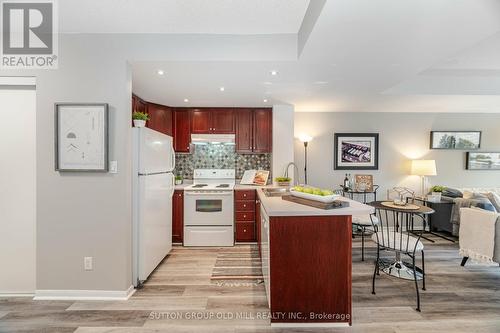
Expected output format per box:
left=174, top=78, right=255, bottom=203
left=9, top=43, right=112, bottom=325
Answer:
left=257, top=188, right=374, bottom=217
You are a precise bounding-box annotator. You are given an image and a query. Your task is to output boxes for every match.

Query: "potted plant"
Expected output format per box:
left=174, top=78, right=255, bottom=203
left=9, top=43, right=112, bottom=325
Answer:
left=132, top=111, right=149, bottom=127
left=275, top=177, right=292, bottom=187
left=175, top=175, right=183, bottom=185
left=430, top=185, right=445, bottom=201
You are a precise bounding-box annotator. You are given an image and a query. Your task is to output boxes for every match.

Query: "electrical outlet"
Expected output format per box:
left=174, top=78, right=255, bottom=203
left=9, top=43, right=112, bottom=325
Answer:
left=84, top=257, right=93, bottom=271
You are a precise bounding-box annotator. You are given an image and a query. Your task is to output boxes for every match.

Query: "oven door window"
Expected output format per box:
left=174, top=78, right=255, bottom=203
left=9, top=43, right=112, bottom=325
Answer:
left=196, top=199, right=223, bottom=213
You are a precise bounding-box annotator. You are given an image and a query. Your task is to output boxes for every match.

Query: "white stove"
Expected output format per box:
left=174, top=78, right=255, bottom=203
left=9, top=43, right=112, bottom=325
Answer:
left=184, top=169, right=235, bottom=246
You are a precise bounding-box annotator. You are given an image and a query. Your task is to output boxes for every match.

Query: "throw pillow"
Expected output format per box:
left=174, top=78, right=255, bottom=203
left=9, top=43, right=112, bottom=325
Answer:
left=442, top=187, right=463, bottom=198
left=486, top=192, right=500, bottom=213
left=471, top=193, right=497, bottom=212
left=463, top=190, right=474, bottom=199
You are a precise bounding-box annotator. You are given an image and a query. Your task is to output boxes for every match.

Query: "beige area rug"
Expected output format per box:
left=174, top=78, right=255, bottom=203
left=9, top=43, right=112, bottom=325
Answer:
left=211, top=245, right=264, bottom=286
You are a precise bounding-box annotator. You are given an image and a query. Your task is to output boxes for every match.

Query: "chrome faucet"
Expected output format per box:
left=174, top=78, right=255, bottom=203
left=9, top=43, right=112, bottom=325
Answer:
left=283, top=162, right=300, bottom=186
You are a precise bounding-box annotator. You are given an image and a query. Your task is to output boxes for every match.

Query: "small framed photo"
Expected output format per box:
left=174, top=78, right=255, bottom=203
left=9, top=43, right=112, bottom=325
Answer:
left=334, top=133, right=379, bottom=170
left=355, top=174, right=374, bottom=192
left=430, top=131, right=481, bottom=150
left=55, top=103, right=109, bottom=172
left=466, top=152, right=500, bottom=170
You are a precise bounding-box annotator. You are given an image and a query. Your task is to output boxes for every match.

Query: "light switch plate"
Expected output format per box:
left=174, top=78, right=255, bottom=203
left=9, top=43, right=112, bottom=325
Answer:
left=84, top=257, right=93, bottom=271
left=109, top=161, right=118, bottom=174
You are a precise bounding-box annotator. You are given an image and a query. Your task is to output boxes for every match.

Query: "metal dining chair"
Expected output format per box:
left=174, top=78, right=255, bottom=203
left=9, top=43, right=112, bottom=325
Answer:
left=352, top=214, right=379, bottom=261
left=370, top=204, right=427, bottom=312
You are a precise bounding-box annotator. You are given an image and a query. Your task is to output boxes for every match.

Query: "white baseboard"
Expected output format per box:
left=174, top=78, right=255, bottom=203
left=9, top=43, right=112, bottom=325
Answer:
left=0, top=292, right=35, bottom=297
left=34, top=285, right=135, bottom=301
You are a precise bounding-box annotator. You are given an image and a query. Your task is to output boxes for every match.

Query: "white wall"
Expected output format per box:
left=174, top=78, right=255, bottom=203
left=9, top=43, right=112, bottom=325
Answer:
left=0, top=79, right=36, bottom=294
left=272, top=105, right=295, bottom=182
left=0, top=33, right=297, bottom=294
left=294, top=112, right=500, bottom=197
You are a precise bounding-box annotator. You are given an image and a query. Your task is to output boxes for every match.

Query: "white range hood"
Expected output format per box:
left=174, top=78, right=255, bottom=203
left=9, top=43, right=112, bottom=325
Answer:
left=191, top=134, right=235, bottom=145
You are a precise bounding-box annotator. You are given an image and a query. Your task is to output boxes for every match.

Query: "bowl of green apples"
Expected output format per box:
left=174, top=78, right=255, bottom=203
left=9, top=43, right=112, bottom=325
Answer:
left=290, top=186, right=340, bottom=203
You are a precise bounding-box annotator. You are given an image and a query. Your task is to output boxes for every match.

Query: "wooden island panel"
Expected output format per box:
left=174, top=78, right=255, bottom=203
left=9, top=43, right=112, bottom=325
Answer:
left=269, top=215, right=352, bottom=326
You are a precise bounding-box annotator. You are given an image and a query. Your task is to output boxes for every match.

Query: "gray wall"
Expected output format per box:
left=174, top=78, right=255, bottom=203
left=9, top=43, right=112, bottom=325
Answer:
left=0, top=33, right=297, bottom=292
left=294, top=112, right=500, bottom=198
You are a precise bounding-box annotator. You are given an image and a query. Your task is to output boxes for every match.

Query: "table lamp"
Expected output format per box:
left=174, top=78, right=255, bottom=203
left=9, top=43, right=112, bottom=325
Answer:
left=410, top=159, right=437, bottom=198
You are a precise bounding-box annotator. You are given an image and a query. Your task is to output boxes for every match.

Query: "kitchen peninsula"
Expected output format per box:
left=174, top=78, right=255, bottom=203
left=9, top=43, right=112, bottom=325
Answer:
left=257, top=189, right=374, bottom=327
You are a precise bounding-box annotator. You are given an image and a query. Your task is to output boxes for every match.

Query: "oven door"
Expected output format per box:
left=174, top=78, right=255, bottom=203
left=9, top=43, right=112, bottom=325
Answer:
left=184, top=191, right=234, bottom=226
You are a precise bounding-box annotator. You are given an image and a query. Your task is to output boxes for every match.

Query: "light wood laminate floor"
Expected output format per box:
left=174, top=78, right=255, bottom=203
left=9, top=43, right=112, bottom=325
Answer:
left=1, top=235, right=499, bottom=332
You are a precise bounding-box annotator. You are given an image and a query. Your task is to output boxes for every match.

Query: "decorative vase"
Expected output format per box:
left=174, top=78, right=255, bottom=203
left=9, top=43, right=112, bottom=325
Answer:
left=431, top=192, right=442, bottom=201
left=175, top=179, right=183, bottom=185
left=133, top=119, right=146, bottom=127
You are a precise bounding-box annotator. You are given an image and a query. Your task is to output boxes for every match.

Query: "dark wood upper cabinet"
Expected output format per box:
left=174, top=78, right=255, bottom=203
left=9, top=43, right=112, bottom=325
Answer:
left=190, top=109, right=212, bottom=134
left=236, top=108, right=272, bottom=153
left=190, top=108, right=235, bottom=134
left=211, top=109, right=235, bottom=133
left=132, top=94, right=147, bottom=114
left=147, top=103, right=173, bottom=136
left=174, top=109, right=191, bottom=153
left=253, top=109, right=272, bottom=153
left=235, top=109, right=253, bottom=153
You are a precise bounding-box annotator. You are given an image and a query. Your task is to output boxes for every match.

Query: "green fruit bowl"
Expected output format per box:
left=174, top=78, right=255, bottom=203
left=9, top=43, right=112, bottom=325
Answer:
left=290, top=187, right=340, bottom=203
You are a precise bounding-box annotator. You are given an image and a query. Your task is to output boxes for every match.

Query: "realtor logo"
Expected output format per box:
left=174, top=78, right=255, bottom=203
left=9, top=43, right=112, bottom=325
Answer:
left=1, top=0, right=58, bottom=69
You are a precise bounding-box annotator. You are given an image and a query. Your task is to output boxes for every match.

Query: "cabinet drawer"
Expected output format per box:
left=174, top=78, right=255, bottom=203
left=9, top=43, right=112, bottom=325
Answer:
left=236, top=222, right=255, bottom=242
left=235, top=200, right=255, bottom=212
left=235, top=190, right=255, bottom=200
left=236, top=211, right=255, bottom=222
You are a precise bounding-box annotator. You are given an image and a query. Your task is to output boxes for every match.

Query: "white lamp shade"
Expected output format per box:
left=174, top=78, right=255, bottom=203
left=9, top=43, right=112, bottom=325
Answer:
left=411, top=160, right=437, bottom=176
left=298, top=134, right=313, bottom=143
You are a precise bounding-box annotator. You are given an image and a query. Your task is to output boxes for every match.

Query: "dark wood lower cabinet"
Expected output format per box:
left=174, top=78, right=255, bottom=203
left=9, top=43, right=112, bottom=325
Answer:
left=234, top=190, right=256, bottom=242
left=235, top=222, right=255, bottom=241
left=172, top=190, right=183, bottom=244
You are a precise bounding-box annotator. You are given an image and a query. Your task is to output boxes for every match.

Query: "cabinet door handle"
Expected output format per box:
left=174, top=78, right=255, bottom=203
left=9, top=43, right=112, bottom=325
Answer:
left=243, top=204, right=247, bottom=208
left=244, top=229, right=247, bottom=232
left=243, top=194, right=247, bottom=197
left=243, top=215, right=247, bottom=218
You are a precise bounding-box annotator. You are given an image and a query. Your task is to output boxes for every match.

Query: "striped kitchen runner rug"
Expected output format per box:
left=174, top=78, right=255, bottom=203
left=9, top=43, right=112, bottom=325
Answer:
left=211, top=245, right=264, bottom=286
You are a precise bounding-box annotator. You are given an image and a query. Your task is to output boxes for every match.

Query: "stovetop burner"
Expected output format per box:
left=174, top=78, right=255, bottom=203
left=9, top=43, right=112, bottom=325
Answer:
left=192, top=184, right=208, bottom=188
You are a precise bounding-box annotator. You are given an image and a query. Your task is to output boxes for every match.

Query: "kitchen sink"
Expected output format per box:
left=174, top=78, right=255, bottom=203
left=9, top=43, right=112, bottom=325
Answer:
left=262, top=187, right=289, bottom=197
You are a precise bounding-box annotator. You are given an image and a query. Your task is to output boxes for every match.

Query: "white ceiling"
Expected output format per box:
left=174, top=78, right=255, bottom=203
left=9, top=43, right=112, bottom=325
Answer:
left=129, top=0, right=500, bottom=113
left=59, top=0, right=310, bottom=34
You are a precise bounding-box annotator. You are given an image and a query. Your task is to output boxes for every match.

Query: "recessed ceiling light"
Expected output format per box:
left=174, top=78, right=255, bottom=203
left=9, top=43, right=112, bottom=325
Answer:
left=183, top=98, right=189, bottom=103
left=263, top=99, right=268, bottom=103
left=157, top=70, right=164, bottom=75
left=219, top=87, right=225, bottom=91
left=270, top=70, right=278, bottom=76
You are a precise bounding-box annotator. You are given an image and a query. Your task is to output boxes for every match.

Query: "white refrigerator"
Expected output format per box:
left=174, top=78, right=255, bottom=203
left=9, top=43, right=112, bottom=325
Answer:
left=132, top=127, right=175, bottom=287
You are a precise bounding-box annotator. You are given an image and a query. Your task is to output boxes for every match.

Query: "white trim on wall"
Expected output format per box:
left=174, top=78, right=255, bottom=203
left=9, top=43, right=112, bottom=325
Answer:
left=34, top=285, right=136, bottom=301
left=0, top=292, right=35, bottom=297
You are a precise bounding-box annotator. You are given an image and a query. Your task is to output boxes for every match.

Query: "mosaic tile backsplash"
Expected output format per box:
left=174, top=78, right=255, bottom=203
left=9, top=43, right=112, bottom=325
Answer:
left=174, top=145, right=272, bottom=181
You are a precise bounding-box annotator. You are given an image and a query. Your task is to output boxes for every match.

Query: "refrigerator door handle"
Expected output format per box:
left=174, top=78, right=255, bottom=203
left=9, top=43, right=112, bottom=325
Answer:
left=170, top=173, right=175, bottom=197
left=171, top=142, right=176, bottom=171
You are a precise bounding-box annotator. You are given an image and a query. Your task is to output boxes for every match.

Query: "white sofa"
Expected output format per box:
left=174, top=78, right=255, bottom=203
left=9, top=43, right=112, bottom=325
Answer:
left=447, top=187, right=500, bottom=236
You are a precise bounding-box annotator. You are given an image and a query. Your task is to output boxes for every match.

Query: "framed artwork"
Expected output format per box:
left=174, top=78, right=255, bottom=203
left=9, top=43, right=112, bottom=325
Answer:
left=430, top=131, right=481, bottom=150
left=466, top=152, right=500, bottom=170
left=55, top=103, right=109, bottom=172
left=334, top=133, right=379, bottom=170
left=355, top=174, right=374, bottom=192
